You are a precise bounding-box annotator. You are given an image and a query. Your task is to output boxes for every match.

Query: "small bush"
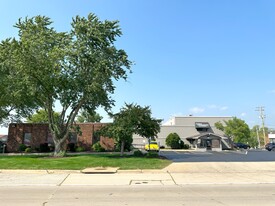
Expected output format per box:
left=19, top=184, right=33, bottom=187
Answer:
left=92, top=142, right=106, bottom=152
left=67, top=143, right=76, bottom=152
left=75, top=146, right=85, bottom=152
left=146, top=151, right=159, bottom=158
left=19, top=144, right=27, bottom=152
left=25, top=147, right=32, bottom=153
left=182, top=144, right=190, bottom=149
left=133, top=150, right=144, bottom=157
left=165, top=133, right=183, bottom=149
left=40, top=143, right=50, bottom=152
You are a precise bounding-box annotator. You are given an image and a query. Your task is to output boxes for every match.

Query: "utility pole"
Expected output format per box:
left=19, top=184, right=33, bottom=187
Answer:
left=256, top=126, right=260, bottom=148
left=256, top=106, right=267, bottom=146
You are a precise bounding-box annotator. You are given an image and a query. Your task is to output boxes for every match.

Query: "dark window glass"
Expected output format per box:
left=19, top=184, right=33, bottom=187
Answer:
left=24, top=133, right=32, bottom=146
left=68, top=133, right=77, bottom=143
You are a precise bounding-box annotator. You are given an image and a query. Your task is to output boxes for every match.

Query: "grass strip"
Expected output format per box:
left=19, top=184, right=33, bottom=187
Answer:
left=0, top=154, right=171, bottom=170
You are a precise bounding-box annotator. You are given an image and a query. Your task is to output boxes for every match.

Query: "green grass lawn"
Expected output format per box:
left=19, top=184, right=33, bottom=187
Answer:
left=0, top=154, right=171, bottom=170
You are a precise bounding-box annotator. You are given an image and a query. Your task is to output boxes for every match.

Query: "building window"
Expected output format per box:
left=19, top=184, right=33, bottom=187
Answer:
left=24, top=133, right=32, bottom=146
left=196, top=128, right=208, bottom=132
left=47, top=132, right=54, bottom=144
left=68, top=132, right=77, bottom=143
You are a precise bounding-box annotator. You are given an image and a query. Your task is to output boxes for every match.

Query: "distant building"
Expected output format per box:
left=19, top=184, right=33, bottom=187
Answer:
left=268, top=133, right=275, bottom=143
left=133, top=116, right=233, bottom=151
left=6, top=116, right=234, bottom=152
left=0, top=134, right=8, bottom=143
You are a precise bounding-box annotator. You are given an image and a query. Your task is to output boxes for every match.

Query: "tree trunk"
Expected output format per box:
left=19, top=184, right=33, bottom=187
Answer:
left=120, top=140, right=125, bottom=157
left=53, top=139, right=67, bottom=157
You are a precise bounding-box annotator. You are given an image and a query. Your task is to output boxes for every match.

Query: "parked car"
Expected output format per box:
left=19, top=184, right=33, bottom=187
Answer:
left=265, top=143, right=275, bottom=151
left=145, top=141, right=160, bottom=152
left=233, top=142, right=250, bottom=149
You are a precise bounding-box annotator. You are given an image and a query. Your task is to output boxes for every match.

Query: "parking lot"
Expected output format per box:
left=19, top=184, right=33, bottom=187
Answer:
left=160, top=149, right=275, bottom=162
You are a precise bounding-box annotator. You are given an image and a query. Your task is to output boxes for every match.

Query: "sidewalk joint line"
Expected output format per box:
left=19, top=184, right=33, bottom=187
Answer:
left=167, top=171, right=177, bottom=186
left=58, top=173, right=70, bottom=186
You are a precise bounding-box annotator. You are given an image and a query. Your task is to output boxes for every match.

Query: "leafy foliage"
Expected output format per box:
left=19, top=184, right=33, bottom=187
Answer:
left=100, top=103, right=162, bottom=156
left=26, top=109, right=60, bottom=123
left=165, top=133, right=183, bottom=149
left=133, top=150, right=144, bottom=157
left=250, top=125, right=269, bottom=147
left=0, top=13, right=132, bottom=156
left=76, top=110, right=102, bottom=123
left=215, top=117, right=251, bottom=144
left=92, top=142, right=106, bottom=152
left=75, top=146, right=85, bottom=152
left=18, top=144, right=27, bottom=152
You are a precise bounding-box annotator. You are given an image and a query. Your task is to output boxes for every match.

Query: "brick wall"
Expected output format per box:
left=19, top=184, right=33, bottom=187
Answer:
left=7, top=123, right=114, bottom=152
left=7, top=123, right=49, bottom=152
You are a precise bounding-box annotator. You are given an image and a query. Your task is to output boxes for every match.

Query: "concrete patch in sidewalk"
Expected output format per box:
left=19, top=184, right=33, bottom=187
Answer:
left=81, top=167, right=119, bottom=174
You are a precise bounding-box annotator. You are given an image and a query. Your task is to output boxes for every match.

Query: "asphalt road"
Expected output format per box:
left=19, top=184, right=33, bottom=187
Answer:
left=160, top=149, right=275, bottom=162
left=1, top=184, right=275, bottom=206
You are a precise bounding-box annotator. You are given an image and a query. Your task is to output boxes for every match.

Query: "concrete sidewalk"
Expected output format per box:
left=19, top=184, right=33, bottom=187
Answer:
left=1, top=162, right=275, bottom=186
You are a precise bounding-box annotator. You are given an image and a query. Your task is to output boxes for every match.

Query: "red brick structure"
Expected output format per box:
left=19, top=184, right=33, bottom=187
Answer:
left=7, top=123, right=114, bottom=152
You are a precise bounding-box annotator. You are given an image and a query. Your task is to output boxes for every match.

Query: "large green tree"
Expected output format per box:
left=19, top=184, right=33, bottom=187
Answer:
left=0, top=14, right=131, bottom=156
left=100, top=103, right=162, bottom=156
left=26, top=109, right=60, bottom=123
left=215, top=117, right=251, bottom=144
left=250, top=125, right=269, bottom=148
left=0, top=38, right=38, bottom=126
left=76, top=109, right=102, bottom=123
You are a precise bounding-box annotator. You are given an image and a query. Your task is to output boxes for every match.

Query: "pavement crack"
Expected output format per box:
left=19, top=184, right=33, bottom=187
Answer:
left=58, top=173, right=70, bottom=186
left=167, top=171, right=178, bottom=186
left=42, top=187, right=59, bottom=206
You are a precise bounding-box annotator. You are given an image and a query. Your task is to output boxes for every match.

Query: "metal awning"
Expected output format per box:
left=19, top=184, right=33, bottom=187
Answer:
left=195, top=122, right=210, bottom=129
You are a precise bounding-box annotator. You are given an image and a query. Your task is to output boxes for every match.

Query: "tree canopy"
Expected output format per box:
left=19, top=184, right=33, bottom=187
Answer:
left=0, top=14, right=132, bottom=156
left=250, top=125, right=269, bottom=148
left=76, top=110, right=102, bottom=123
left=26, top=109, right=60, bottom=123
left=215, top=117, right=251, bottom=144
left=100, top=103, right=162, bottom=156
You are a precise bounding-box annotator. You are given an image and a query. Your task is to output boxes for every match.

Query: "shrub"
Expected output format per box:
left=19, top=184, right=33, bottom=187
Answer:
left=25, top=147, right=32, bottom=153
left=146, top=151, right=159, bottom=158
left=115, top=139, right=133, bottom=152
left=92, top=142, right=106, bottom=152
left=67, top=143, right=76, bottom=152
left=165, top=133, right=183, bottom=149
left=182, top=144, right=190, bottom=149
left=40, top=143, right=50, bottom=152
left=133, top=150, right=144, bottom=157
left=75, top=146, right=85, bottom=152
left=48, top=144, right=55, bottom=152
left=18, top=144, right=27, bottom=152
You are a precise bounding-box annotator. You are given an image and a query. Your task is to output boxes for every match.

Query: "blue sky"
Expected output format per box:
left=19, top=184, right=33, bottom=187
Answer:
left=0, top=0, right=275, bottom=134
